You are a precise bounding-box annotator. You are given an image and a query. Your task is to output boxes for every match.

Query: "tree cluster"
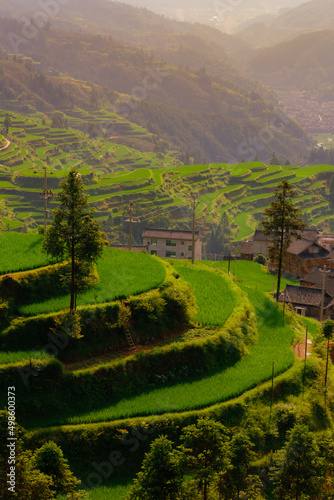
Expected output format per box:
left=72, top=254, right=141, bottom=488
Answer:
left=309, top=146, right=334, bottom=166
left=127, top=417, right=334, bottom=500
left=127, top=418, right=259, bottom=500
left=0, top=410, right=88, bottom=500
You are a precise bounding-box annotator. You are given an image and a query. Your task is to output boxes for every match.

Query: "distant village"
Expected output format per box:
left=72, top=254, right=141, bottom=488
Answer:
left=241, top=229, right=334, bottom=321
left=117, top=226, right=334, bottom=322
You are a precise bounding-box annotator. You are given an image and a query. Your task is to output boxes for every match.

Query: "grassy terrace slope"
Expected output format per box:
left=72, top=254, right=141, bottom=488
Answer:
left=1, top=110, right=334, bottom=242
left=0, top=234, right=305, bottom=500
left=0, top=232, right=47, bottom=273
left=18, top=248, right=166, bottom=316
left=11, top=260, right=297, bottom=429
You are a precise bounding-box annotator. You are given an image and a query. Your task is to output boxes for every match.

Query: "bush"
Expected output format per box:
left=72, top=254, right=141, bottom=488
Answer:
left=253, top=254, right=267, bottom=265
left=0, top=261, right=98, bottom=311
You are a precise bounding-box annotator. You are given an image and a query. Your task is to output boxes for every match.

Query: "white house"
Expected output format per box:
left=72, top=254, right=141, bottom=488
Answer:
left=142, top=228, right=202, bottom=260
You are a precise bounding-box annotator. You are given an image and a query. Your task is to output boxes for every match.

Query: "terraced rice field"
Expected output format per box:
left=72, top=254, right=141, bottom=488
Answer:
left=1, top=109, right=334, bottom=239
left=35, top=263, right=295, bottom=427
left=17, top=248, right=166, bottom=316
left=0, top=233, right=47, bottom=273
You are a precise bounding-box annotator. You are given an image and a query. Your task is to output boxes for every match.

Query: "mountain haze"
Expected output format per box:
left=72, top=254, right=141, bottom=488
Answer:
left=0, top=15, right=311, bottom=164
left=238, top=0, right=334, bottom=47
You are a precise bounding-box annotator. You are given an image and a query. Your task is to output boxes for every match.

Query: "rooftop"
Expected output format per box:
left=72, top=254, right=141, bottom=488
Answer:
left=142, top=228, right=200, bottom=241
left=279, top=284, right=333, bottom=308
left=240, top=240, right=254, bottom=255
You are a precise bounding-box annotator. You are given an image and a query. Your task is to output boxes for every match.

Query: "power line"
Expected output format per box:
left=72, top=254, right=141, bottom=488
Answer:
left=139, top=204, right=189, bottom=223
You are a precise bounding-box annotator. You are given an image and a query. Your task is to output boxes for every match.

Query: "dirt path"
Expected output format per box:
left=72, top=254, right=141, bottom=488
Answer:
left=294, top=336, right=313, bottom=360
left=0, top=138, right=10, bottom=152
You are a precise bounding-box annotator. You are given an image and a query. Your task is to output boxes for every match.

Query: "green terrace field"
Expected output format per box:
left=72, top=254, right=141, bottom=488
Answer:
left=0, top=232, right=47, bottom=273
left=18, top=247, right=166, bottom=316
left=0, top=233, right=315, bottom=500
left=1, top=109, right=334, bottom=240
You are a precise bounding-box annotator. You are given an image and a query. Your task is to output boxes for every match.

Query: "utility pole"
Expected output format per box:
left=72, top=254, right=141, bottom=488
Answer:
left=303, top=325, right=308, bottom=389
left=320, top=265, right=330, bottom=322
left=269, top=361, right=275, bottom=429
left=129, top=201, right=133, bottom=251
left=191, top=194, right=198, bottom=264
left=39, top=166, right=53, bottom=235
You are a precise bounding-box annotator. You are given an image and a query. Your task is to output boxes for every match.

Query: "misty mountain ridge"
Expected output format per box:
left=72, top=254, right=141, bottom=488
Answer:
left=0, top=15, right=312, bottom=164
left=238, top=0, right=334, bottom=47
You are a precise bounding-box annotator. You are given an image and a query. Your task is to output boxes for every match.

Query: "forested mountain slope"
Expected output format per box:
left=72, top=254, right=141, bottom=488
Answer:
left=238, top=0, right=334, bottom=48
left=0, top=20, right=311, bottom=163
left=247, top=29, right=334, bottom=98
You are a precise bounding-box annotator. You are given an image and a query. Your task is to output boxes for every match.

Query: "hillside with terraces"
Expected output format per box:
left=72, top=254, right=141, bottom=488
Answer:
left=1, top=109, right=334, bottom=249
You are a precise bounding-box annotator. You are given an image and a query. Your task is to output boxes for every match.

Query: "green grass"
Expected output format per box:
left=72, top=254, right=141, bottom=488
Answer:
left=58, top=483, right=131, bottom=500
left=18, top=249, right=166, bottom=315
left=174, top=262, right=235, bottom=327
left=209, top=260, right=297, bottom=293
left=0, top=233, right=48, bottom=274
left=50, top=287, right=294, bottom=426
left=0, top=350, right=53, bottom=365
left=235, top=212, right=254, bottom=241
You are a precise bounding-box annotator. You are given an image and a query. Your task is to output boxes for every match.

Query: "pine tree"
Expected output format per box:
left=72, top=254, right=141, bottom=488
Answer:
left=126, top=436, right=184, bottom=500
left=262, top=180, right=306, bottom=300
left=43, top=169, right=106, bottom=313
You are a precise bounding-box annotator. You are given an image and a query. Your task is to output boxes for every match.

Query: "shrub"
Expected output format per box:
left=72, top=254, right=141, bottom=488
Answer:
left=253, top=254, right=266, bottom=265
left=0, top=261, right=98, bottom=311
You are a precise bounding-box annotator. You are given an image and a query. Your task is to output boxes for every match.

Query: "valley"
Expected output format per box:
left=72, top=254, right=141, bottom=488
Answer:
left=1, top=1, right=334, bottom=499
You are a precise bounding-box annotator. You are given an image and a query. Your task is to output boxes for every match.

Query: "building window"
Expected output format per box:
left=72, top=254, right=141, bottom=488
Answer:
left=151, top=250, right=157, bottom=255
left=181, top=241, right=184, bottom=245
left=166, top=251, right=176, bottom=258
left=181, top=252, right=184, bottom=257
left=166, top=240, right=176, bottom=247
left=188, top=245, right=192, bottom=251
left=151, top=239, right=157, bottom=245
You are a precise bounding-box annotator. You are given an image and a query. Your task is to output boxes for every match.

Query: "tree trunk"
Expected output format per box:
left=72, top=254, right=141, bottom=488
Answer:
left=276, top=188, right=286, bottom=301
left=276, top=228, right=284, bottom=301
left=70, top=236, right=75, bottom=313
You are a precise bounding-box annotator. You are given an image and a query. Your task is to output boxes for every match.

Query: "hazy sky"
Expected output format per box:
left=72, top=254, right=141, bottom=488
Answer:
left=113, top=0, right=307, bottom=31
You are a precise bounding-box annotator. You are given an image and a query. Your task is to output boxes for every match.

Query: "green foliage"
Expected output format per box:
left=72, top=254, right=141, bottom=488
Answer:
left=52, top=311, right=83, bottom=340
left=322, top=319, right=334, bottom=340
left=128, top=279, right=195, bottom=342
left=3, top=114, right=11, bottom=134
left=204, top=212, right=231, bottom=256
left=126, top=436, right=184, bottom=500
left=33, top=441, right=80, bottom=495
left=270, top=424, right=325, bottom=499
left=0, top=261, right=95, bottom=312
left=0, top=410, right=82, bottom=500
left=180, top=417, right=229, bottom=499
left=253, top=254, right=266, bottom=265
left=274, top=403, right=298, bottom=440
left=262, top=180, right=306, bottom=298
left=43, top=169, right=106, bottom=312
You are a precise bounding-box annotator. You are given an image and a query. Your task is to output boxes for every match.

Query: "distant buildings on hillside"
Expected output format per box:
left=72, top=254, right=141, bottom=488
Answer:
left=142, top=228, right=202, bottom=260
left=241, top=229, right=334, bottom=320
left=111, top=228, right=202, bottom=261
left=240, top=229, right=334, bottom=279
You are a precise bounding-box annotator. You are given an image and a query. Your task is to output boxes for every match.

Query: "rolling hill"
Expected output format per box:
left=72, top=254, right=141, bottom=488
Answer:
left=247, top=28, right=334, bottom=95
left=0, top=109, right=332, bottom=253
left=0, top=19, right=312, bottom=164
left=238, top=0, right=334, bottom=48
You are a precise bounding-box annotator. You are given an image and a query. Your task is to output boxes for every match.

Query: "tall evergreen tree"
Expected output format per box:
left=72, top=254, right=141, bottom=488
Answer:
left=262, top=180, right=306, bottom=300
left=43, top=169, right=106, bottom=313
left=270, top=424, right=325, bottom=499
left=126, top=436, right=184, bottom=500
left=180, top=418, right=230, bottom=500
